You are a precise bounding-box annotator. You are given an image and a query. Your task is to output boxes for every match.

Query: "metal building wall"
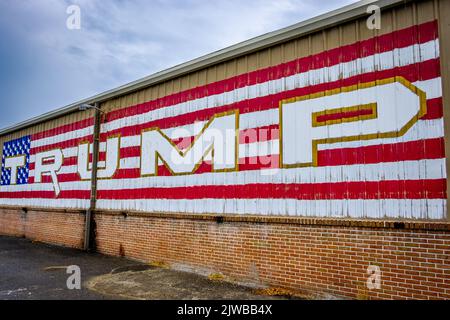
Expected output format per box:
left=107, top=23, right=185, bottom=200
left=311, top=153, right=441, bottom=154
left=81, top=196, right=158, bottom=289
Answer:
left=0, top=0, right=448, bottom=219
left=95, top=0, right=447, bottom=218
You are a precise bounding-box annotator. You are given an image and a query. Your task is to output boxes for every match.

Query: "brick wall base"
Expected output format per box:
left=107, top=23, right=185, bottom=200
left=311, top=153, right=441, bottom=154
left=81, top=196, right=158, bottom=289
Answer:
left=0, top=207, right=85, bottom=249
left=1, top=206, right=449, bottom=299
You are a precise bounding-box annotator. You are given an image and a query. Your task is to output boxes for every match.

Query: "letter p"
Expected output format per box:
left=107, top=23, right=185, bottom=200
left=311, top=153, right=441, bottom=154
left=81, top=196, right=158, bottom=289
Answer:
left=280, top=78, right=426, bottom=167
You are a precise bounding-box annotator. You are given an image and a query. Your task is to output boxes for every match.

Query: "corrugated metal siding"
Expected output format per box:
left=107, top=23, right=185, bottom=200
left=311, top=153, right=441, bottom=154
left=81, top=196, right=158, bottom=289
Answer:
left=0, top=0, right=448, bottom=219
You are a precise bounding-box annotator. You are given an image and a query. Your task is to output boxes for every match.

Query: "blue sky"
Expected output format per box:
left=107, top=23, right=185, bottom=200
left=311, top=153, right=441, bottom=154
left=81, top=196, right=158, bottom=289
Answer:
left=0, top=0, right=356, bottom=129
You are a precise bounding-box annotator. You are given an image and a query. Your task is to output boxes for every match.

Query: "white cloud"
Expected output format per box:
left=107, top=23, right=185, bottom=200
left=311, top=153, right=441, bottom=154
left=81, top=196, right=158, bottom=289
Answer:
left=0, top=0, right=357, bottom=128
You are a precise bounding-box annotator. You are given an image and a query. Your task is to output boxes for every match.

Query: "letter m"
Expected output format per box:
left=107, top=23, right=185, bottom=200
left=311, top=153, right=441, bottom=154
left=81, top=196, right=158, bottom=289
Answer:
left=141, top=110, right=238, bottom=176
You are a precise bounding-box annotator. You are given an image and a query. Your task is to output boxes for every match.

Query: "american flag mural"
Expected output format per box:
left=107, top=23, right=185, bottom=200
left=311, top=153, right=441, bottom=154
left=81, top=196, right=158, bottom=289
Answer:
left=0, top=20, right=446, bottom=219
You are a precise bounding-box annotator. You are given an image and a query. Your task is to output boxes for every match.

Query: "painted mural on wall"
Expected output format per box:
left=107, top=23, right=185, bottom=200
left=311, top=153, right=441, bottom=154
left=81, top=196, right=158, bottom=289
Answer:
left=0, top=21, right=446, bottom=219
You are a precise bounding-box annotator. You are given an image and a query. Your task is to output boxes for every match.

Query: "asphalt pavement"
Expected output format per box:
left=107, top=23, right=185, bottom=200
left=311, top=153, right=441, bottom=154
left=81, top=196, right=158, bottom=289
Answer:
left=0, top=235, right=289, bottom=300
left=0, top=236, right=135, bottom=299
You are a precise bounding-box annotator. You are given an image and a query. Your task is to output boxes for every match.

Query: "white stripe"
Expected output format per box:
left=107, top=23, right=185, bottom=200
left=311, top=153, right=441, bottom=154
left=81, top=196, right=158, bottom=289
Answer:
left=1, top=195, right=443, bottom=219
left=30, top=147, right=79, bottom=163
left=119, top=157, right=140, bottom=169
left=415, top=78, right=442, bottom=100
left=95, top=198, right=446, bottom=219
left=0, top=198, right=89, bottom=209
left=318, top=118, right=444, bottom=150
left=100, top=41, right=439, bottom=134
left=31, top=126, right=94, bottom=149
left=97, top=158, right=446, bottom=190
left=29, top=144, right=103, bottom=165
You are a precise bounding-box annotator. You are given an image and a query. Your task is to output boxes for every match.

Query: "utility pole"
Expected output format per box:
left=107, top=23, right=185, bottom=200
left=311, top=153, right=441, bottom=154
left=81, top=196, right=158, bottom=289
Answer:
left=83, top=103, right=101, bottom=251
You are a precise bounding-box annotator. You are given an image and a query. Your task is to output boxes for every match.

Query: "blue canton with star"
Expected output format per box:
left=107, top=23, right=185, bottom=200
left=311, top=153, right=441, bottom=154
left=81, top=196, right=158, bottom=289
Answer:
left=1, top=136, right=31, bottom=185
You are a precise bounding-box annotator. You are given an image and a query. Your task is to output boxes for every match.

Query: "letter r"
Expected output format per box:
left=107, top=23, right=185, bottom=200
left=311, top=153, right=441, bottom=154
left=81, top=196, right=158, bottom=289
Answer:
left=34, top=149, right=63, bottom=196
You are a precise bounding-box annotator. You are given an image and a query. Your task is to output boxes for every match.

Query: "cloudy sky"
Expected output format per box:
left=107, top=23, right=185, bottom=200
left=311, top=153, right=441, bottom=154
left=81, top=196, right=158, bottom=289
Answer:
left=0, top=0, right=357, bottom=129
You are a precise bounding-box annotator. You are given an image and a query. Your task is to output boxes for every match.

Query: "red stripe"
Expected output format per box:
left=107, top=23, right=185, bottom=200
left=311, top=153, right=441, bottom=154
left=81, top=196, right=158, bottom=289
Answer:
left=421, top=97, right=443, bottom=120
left=316, top=108, right=374, bottom=123
left=29, top=173, right=82, bottom=184
left=99, top=59, right=440, bottom=139
left=239, top=155, right=279, bottom=171
left=104, top=20, right=438, bottom=124
left=28, top=156, right=80, bottom=171
left=4, top=178, right=444, bottom=201
left=31, top=118, right=93, bottom=141
left=0, top=190, right=90, bottom=199
left=240, top=125, right=279, bottom=144
left=317, top=137, right=445, bottom=166
left=96, top=179, right=446, bottom=200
